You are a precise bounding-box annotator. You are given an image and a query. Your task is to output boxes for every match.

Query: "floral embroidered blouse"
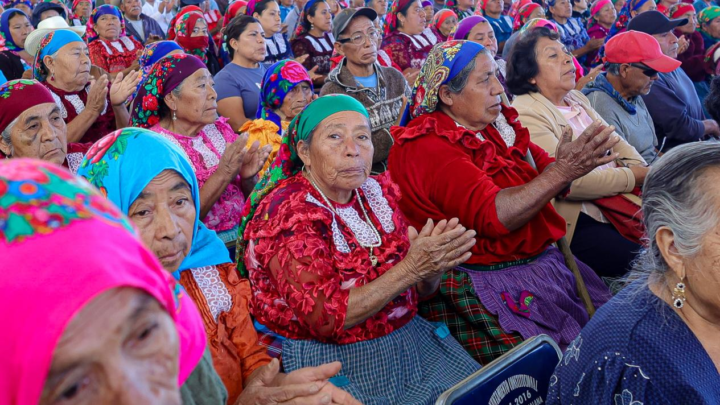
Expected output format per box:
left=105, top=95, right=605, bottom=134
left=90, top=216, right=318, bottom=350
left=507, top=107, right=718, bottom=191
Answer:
left=88, top=36, right=143, bottom=73
left=381, top=30, right=435, bottom=71
left=291, top=32, right=335, bottom=76
left=150, top=117, right=245, bottom=234
left=243, top=172, right=418, bottom=344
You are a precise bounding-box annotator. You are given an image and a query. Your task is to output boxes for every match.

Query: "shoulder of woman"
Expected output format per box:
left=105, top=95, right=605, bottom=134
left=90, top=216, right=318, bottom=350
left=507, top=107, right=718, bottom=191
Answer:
left=568, top=89, right=593, bottom=108
left=511, top=92, right=549, bottom=115
left=371, top=172, right=403, bottom=206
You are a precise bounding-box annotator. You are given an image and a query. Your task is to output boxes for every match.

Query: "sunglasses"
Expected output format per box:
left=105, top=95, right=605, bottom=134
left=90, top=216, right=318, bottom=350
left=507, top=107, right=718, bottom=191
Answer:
left=628, top=63, right=659, bottom=77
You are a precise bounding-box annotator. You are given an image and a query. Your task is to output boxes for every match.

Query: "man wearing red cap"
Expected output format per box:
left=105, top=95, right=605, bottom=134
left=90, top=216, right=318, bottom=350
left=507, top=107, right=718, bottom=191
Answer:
left=582, top=30, right=681, bottom=162
left=0, top=79, right=88, bottom=173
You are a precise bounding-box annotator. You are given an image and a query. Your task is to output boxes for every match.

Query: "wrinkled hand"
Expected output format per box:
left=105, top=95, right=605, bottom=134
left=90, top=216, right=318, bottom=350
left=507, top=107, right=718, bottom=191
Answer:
left=240, top=139, right=272, bottom=179
left=110, top=70, right=142, bottom=106
left=273, top=362, right=362, bottom=405
left=403, top=218, right=476, bottom=283
left=554, top=121, right=620, bottom=183
left=677, top=36, right=689, bottom=55
left=87, top=74, right=110, bottom=114
left=575, top=65, right=602, bottom=91
left=219, top=132, right=250, bottom=179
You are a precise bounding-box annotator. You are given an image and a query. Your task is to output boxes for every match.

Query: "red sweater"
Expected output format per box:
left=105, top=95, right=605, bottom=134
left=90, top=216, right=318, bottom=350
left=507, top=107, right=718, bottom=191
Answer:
left=676, top=30, right=707, bottom=82
left=388, top=108, right=567, bottom=265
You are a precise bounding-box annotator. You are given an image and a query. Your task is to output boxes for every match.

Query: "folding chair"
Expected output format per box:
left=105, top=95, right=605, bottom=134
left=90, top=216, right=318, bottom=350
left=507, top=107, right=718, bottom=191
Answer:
left=436, top=334, right=562, bottom=405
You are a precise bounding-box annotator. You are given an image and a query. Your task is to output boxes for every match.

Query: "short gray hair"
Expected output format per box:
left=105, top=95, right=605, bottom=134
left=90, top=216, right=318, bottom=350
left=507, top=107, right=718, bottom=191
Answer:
left=445, top=49, right=493, bottom=95
left=628, top=142, right=720, bottom=290
left=605, top=62, right=621, bottom=76
left=1, top=117, right=18, bottom=145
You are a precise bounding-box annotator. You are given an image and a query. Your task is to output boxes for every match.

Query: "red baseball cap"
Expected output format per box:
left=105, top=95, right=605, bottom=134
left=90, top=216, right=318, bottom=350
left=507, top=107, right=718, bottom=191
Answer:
left=604, top=30, right=682, bottom=73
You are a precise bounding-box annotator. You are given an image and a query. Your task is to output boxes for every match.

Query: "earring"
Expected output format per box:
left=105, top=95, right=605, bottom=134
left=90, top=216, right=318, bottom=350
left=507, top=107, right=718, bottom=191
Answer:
left=50, top=71, right=55, bottom=81
left=311, top=23, right=315, bottom=30
left=671, top=280, right=686, bottom=309
left=172, top=110, right=177, bottom=121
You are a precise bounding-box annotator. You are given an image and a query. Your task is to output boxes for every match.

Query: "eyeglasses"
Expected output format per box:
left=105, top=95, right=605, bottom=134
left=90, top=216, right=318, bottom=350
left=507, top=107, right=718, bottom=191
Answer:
left=338, top=29, right=380, bottom=45
left=628, top=63, right=659, bottom=77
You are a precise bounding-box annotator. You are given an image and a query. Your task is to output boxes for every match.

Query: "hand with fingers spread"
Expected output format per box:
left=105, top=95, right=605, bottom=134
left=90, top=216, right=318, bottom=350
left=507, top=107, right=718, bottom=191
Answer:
left=239, top=140, right=273, bottom=180
left=218, top=133, right=251, bottom=180
left=87, top=75, right=110, bottom=115
left=553, top=120, right=620, bottom=183
left=110, top=70, right=142, bottom=106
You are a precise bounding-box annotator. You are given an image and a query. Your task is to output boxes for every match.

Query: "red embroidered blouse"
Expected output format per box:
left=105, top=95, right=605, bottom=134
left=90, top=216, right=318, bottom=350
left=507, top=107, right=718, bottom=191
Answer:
left=243, top=172, right=417, bottom=344
left=88, top=36, right=142, bottom=74
left=388, top=107, right=567, bottom=265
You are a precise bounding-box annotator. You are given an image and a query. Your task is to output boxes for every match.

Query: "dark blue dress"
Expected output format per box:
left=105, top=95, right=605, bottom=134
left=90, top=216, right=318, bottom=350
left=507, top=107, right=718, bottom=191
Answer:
left=547, top=281, right=720, bottom=404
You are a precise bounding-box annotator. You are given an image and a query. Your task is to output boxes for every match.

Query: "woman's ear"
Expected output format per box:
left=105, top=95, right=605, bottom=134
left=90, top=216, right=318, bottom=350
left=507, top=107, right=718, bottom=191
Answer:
left=43, top=55, right=56, bottom=76
left=656, top=226, right=687, bottom=281
left=438, top=84, right=454, bottom=107
left=229, top=37, right=240, bottom=53
left=297, top=139, right=311, bottom=168
left=164, top=92, right=178, bottom=112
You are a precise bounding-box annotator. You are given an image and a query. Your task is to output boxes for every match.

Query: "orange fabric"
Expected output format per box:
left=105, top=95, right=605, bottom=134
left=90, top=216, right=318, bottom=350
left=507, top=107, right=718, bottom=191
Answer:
left=240, top=119, right=289, bottom=178
left=180, top=262, right=271, bottom=404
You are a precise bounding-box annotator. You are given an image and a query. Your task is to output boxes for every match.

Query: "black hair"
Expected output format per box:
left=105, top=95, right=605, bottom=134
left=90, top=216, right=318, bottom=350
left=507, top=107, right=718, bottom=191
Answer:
left=706, top=76, right=720, bottom=122
left=253, top=0, right=279, bottom=16
left=300, top=0, right=328, bottom=32
left=506, top=26, right=561, bottom=96
left=224, top=15, right=260, bottom=60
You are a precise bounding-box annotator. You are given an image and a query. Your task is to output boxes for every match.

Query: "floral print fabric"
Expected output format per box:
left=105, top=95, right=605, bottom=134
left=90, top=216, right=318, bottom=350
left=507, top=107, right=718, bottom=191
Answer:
left=257, top=60, right=313, bottom=134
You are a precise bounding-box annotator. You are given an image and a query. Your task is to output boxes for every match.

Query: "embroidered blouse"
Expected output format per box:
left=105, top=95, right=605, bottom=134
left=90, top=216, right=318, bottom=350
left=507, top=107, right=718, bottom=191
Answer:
left=381, top=30, right=435, bottom=71
left=150, top=117, right=245, bottom=234
left=291, top=32, right=336, bottom=76
left=388, top=107, right=567, bottom=265
left=264, top=33, right=294, bottom=65
left=43, top=82, right=117, bottom=144
left=88, top=36, right=143, bottom=73
left=243, top=172, right=418, bottom=344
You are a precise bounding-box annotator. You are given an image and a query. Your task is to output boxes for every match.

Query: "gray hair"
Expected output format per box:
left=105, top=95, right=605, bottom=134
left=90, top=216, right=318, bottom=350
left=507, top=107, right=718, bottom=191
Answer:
left=445, top=49, right=493, bottom=95
left=627, top=142, right=720, bottom=291
left=1, top=117, right=18, bottom=155
left=605, top=62, right=621, bottom=76
left=37, top=50, right=60, bottom=81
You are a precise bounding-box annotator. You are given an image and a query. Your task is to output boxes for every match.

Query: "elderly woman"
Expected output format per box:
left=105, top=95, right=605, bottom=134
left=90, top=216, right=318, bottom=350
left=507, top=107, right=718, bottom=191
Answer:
left=241, top=60, right=313, bottom=178
left=509, top=26, right=649, bottom=278
left=249, top=0, right=295, bottom=64
left=608, top=0, right=656, bottom=39
left=170, top=7, right=222, bottom=75
left=291, top=0, right=335, bottom=86
left=699, top=6, right=720, bottom=49
left=31, top=30, right=139, bottom=144
left=388, top=41, right=613, bottom=364
left=132, top=53, right=271, bottom=246
left=429, top=9, right=457, bottom=41
left=78, top=128, right=360, bottom=405
left=238, top=94, right=481, bottom=403
left=586, top=0, right=616, bottom=66
left=381, top=0, right=431, bottom=78
left=215, top=16, right=266, bottom=131
left=0, top=8, right=33, bottom=81
left=323, top=7, right=409, bottom=174
left=674, top=4, right=706, bottom=83
left=71, top=0, right=93, bottom=25
left=0, top=159, right=206, bottom=404
left=548, top=0, right=602, bottom=64
left=0, top=79, right=88, bottom=172
left=86, top=5, right=142, bottom=78
left=548, top=142, right=720, bottom=404
left=502, top=3, right=545, bottom=58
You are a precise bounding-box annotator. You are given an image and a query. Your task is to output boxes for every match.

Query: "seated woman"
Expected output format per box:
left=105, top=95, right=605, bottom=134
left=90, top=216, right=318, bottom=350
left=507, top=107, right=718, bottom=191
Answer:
left=322, top=7, right=409, bottom=174
left=607, top=0, right=656, bottom=39
left=242, top=60, right=313, bottom=178
left=585, top=0, right=616, bottom=66
left=3, top=0, right=31, bottom=17
left=131, top=53, right=271, bottom=246
left=32, top=30, right=139, bottom=144
left=86, top=5, right=142, bottom=78
left=0, top=79, right=88, bottom=172
left=388, top=41, right=613, bottom=364
left=674, top=4, right=706, bottom=87
left=0, top=8, right=33, bottom=81
left=547, top=142, right=720, bottom=404
left=0, top=159, right=206, bottom=404
left=217, top=0, right=248, bottom=63
left=171, top=7, right=222, bottom=75
left=509, top=27, right=648, bottom=278
left=502, top=3, right=545, bottom=58
left=445, top=0, right=473, bottom=21
left=291, top=0, right=335, bottom=87
left=699, top=6, right=720, bottom=50
left=71, top=0, right=93, bottom=26
left=30, top=2, right=67, bottom=27
left=382, top=0, right=433, bottom=80
left=215, top=16, right=267, bottom=131
left=239, top=94, right=482, bottom=404
left=429, top=9, right=457, bottom=42
left=78, top=128, right=359, bottom=405
left=132, top=40, right=184, bottom=100
left=547, top=0, right=601, bottom=66
left=249, top=0, right=294, bottom=64
left=477, top=0, right=513, bottom=51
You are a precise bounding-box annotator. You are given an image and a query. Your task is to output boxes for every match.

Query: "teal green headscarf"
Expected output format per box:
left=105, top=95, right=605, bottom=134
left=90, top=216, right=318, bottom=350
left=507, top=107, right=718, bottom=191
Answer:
left=235, top=94, right=369, bottom=275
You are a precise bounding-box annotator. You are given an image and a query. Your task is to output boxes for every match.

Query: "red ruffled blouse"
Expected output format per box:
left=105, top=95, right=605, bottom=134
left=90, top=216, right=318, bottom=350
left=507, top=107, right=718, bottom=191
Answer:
left=388, top=107, right=567, bottom=265
left=88, top=36, right=142, bottom=74
left=243, top=172, right=417, bottom=344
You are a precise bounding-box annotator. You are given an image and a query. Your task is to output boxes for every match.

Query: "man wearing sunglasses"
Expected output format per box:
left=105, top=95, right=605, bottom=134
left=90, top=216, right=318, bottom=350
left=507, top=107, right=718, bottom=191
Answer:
left=582, top=30, right=681, bottom=163
left=628, top=11, right=720, bottom=152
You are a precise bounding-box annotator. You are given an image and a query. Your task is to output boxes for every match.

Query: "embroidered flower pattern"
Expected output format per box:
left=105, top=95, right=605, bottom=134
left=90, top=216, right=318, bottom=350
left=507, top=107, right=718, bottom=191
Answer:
left=614, top=389, right=644, bottom=405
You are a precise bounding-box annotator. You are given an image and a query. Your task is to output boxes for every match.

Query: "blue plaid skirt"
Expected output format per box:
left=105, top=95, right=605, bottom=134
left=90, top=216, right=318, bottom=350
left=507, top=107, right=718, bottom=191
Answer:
left=281, top=316, right=480, bottom=405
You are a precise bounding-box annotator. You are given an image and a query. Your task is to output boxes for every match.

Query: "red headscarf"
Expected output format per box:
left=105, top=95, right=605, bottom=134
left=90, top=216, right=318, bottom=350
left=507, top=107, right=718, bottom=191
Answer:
left=223, top=0, right=248, bottom=27
left=513, top=3, right=541, bottom=31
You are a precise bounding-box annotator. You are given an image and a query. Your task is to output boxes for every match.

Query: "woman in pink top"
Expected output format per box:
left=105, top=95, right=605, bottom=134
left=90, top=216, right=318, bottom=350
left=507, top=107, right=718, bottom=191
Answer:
left=131, top=53, right=271, bottom=245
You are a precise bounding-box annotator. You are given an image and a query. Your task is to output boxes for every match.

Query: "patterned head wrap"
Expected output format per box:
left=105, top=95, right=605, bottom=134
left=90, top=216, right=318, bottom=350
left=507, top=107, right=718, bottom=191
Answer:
left=85, top=4, right=125, bottom=42
left=704, top=41, right=720, bottom=75
left=71, top=0, right=94, bottom=24
left=513, top=3, right=541, bottom=31
left=246, top=0, right=259, bottom=15
left=167, top=5, right=202, bottom=39
left=669, top=3, right=694, bottom=19
left=432, top=9, right=458, bottom=30
left=406, top=40, right=486, bottom=120
left=508, top=0, right=531, bottom=19
left=450, top=14, right=487, bottom=39
left=608, top=0, right=652, bottom=39
left=1, top=0, right=32, bottom=10
left=0, top=159, right=207, bottom=405
left=699, top=5, right=720, bottom=34
left=519, top=17, right=558, bottom=34
left=1, top=8, right=30, bottom=51
left=131, top=53, right=207, bottom=128
left=32, top=29, right=85, bottom=81
left=132, top=40, right=184, bottom=101
left=385, top=0, right=413, bottom=34
left=587, top=0, right=612, bottom=29
left=236, top=94, right=369, bottom=275
left=256, top=60, right=313, bottom=135
left=174, top=10, right=209, bottom=63
left=77, top=128, right=231, bottom=274
left=0, top=79, right=55, bottom=132
left=223, top=0, right=248, bottom=26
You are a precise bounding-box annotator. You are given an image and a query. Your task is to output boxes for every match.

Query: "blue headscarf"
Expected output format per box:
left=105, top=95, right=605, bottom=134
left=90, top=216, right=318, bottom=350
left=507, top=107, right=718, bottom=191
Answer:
left=401, top=40, right=486, bottom=125
left=0, top=9, right=30, bottom=51
left=77, top=128, right=232, bottom=278
left=131, top=40, right=184, bottom=101
left=30, top=2, right=67, bottom=27
left=32, top=29, right=84, bottom=81
left=256, top=60, right=313, bottom=135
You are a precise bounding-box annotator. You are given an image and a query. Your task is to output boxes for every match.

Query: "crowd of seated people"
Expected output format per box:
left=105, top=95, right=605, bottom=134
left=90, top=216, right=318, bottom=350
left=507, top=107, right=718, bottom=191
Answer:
left=3, top=0, right=720, bottom=403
